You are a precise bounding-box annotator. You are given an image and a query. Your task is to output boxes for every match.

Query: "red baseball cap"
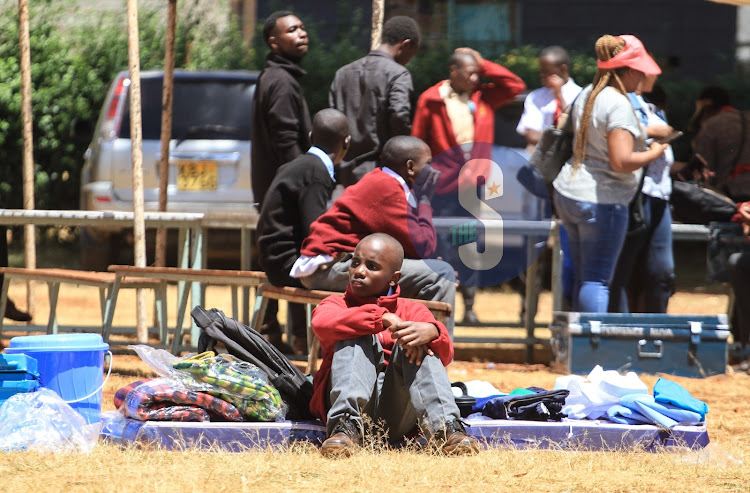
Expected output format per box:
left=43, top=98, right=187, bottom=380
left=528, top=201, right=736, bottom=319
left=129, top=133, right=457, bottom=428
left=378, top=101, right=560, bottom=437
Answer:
left=597, top=35, right=661, bottom=75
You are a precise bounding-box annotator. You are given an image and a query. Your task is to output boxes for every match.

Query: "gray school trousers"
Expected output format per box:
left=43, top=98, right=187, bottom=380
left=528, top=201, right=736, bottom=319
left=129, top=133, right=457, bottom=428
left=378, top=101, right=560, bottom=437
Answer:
left=326, top=335, right=461, bottom=441
left=300, top=255, right=456, bottom=336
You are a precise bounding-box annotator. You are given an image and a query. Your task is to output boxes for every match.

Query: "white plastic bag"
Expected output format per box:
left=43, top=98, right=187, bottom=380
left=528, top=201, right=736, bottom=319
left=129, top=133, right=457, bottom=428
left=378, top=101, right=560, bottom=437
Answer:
left=0, top=388, right=101, bottom=453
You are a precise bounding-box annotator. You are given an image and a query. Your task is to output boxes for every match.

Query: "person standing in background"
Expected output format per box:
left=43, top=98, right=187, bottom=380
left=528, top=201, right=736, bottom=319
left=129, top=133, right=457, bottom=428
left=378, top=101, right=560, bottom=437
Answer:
left=251, top=11, right=311, bottom=208
left=516, top=46, right=582, bottom=310
left=0, top=196, right=30, bottom=324
left=693, top=90, right=750, bottom=203
left=516, top=46, right=582, bottom=155
left=329, top=16, right=421, bottom=187
left=609, top=72, right=677, bottom=313
left=552, top=34, right=667, bottom=313
left=251, top=10, right=311, bottom=346
left=411, top=47, right=525, bottom=324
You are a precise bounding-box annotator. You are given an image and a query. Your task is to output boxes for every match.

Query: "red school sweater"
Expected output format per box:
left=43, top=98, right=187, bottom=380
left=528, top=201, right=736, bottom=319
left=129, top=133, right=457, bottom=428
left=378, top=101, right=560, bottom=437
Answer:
left=411, top=59, right=525, bottom=195
left=300, top=167, right=437, bottom=259
left=309, top=285, right=454, bottom=423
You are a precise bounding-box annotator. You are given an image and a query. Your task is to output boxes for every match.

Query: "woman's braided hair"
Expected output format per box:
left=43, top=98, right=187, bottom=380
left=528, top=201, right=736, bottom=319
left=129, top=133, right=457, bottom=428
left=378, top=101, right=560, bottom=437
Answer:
left=572, top=35, right=629, bottom=168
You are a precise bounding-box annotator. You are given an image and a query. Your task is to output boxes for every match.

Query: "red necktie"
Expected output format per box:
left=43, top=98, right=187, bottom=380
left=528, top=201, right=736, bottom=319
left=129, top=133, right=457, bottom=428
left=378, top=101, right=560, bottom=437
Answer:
left=553, top=98, right=563, bottom=127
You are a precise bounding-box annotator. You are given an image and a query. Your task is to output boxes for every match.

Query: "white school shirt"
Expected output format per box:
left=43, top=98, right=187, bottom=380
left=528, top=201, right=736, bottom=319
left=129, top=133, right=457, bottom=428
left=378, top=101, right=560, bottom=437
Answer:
left=516, top=78, right=582, bottom=135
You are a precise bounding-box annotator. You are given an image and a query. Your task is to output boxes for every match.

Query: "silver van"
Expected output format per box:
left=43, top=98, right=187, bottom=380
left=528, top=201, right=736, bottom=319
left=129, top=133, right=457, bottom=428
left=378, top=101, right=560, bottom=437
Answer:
left=79, top=70, right=259, bottom=268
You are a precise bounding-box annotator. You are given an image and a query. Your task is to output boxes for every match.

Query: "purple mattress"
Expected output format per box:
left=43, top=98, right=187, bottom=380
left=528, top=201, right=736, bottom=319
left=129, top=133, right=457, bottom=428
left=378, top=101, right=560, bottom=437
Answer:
left=100, top=412, right=709, bottom=452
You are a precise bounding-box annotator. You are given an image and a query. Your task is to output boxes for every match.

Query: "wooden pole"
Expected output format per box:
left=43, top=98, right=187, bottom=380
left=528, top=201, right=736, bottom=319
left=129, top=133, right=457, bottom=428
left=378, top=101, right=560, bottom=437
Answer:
left=155, top=0, right=177, bottom=268
left=18, top=0, right=36, bottom=317
left=371, top=0, right=385, bottom=51
left=243, top=0, right=257, bottom=45
left=127, top=0, right=148, bottom=341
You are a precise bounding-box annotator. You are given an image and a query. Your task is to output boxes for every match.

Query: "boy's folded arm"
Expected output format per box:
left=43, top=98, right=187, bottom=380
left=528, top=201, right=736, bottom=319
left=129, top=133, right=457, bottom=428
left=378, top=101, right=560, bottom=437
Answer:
left=426, top=320, right=454, bottom=366
left=311, top=297, right=388, bottom=342
left=393, top=303, right=454, bottom=365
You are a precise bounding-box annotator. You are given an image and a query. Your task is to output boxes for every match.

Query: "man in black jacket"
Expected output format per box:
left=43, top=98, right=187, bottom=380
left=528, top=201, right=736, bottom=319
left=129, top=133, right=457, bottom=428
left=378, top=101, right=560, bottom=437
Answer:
left=329, top=16, right=420, bottom=186
left=251, top=11, right=312, bottom=208
left=257, top=109, right=351, bottom=355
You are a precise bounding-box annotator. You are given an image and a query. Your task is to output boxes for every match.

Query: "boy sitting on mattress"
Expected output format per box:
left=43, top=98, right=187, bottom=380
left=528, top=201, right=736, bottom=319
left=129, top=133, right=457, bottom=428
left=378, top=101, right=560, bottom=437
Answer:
left=310, top=232, right=480, bottom=457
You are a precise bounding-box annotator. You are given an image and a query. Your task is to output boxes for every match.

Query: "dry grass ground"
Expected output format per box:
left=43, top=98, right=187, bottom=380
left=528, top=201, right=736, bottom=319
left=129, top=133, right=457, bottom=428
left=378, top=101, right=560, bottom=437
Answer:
left=0, top=281, right=748, bottom=492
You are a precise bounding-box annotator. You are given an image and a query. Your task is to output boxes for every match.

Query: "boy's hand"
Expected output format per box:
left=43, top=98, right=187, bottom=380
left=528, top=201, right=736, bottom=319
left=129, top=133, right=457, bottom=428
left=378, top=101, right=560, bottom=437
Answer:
left=402, top=345, right=431, bottom=366
left=390, top=321, right=439, bottom=365
left=381, top=312, right=403, bottom=330
left=413, top=165, right=441, bottom=204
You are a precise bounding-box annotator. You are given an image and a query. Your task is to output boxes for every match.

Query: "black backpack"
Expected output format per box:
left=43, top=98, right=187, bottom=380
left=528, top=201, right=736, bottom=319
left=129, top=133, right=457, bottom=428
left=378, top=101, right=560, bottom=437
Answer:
left=191, top=306, right=314, bottom=421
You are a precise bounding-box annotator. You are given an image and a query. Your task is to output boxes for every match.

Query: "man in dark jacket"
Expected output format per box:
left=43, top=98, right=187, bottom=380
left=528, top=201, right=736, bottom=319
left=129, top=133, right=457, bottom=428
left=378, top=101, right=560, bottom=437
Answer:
left=329, top=16, right=420, bottom=186
left=257, top=109, right=351, bottom=354
left=251, top=11, right=312, bottom=208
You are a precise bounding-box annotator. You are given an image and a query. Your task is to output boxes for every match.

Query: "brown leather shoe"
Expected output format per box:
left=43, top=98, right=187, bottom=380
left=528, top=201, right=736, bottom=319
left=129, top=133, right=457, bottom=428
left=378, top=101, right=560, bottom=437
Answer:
left=320, top=419, right=361, bottom=458
left=437, top=420, right=481, bottom=455
left=4, top=299, right=31, bottom=322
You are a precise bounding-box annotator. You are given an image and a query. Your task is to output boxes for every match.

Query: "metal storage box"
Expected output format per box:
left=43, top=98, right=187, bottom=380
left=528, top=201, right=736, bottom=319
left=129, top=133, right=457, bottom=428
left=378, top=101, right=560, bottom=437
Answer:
left=550, top=312, right=730, bottom=378
left=0, top=353, right=40, bottom=406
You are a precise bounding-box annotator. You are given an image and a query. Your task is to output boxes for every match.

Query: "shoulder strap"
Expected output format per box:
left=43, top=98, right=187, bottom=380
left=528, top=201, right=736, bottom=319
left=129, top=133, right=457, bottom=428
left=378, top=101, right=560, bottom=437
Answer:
left=556, top=92, right=581, bottom=131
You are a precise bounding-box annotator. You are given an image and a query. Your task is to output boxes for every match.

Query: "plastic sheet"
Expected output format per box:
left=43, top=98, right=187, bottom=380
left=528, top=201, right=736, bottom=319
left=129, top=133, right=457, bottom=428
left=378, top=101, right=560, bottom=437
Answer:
left=0, top=388, right=101, bottom=453
left=128, top=345, right=286, bottom=421
left=99, top=414, right=710, bottom=452
left=100, top=412, right=325, bottom=451
left=678, top=442, right=743, bottom=466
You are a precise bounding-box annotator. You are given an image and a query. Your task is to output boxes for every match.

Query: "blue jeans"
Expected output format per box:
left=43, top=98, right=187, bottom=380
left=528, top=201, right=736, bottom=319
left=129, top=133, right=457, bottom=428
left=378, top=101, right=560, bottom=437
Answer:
left=553, top=191, right=628, bottom=313
left=609, top=196, right=675, bottom=313
left=558, top=224, right=575, bottom=308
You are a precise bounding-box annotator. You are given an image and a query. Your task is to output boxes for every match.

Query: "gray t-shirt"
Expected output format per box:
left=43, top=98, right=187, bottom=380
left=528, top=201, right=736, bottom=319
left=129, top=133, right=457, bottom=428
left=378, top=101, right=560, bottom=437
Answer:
left=553, top=85, right=644, bottom=205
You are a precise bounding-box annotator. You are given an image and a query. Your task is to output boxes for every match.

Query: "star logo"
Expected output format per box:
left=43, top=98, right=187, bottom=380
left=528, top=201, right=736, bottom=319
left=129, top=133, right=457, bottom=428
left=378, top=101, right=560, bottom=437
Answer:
left=486, top=181, right=501, bottom=197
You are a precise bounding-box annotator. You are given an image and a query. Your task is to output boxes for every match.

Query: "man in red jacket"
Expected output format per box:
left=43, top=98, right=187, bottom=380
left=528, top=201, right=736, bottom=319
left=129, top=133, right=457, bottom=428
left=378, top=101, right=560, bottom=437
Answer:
left=411, top=47, right=525, bottom=323
left=311, top=233, right=479, bottom=457
left=291, top=135, right=456, bottom=334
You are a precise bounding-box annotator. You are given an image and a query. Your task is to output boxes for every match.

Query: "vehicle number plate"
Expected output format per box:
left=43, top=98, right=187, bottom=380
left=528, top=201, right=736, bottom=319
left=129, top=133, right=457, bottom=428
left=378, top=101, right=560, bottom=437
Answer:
left=177, top=160, right=218, bottom=191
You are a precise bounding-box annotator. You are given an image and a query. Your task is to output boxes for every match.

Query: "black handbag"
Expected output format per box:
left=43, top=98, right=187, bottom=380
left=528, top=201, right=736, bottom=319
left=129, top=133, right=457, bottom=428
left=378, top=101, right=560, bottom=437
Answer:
left=528, top=95, right=581, bottom=184
left=670, top=181, right=736, bottom=225
left=626, top=166, right=649, bottom=237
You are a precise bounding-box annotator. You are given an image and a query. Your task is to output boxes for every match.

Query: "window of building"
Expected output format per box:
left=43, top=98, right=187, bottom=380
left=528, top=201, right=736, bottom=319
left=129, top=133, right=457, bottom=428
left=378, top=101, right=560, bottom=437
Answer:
left=447, top=0, right=519, bottom=54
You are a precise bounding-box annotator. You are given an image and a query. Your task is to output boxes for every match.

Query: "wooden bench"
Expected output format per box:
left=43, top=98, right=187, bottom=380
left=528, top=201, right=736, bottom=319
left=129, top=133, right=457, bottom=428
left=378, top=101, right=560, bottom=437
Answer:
left=107, top=265, right=268, bottom=353
left=0, top=267, right=166, bottom=340
left=251, top=283, right=453, bottom=375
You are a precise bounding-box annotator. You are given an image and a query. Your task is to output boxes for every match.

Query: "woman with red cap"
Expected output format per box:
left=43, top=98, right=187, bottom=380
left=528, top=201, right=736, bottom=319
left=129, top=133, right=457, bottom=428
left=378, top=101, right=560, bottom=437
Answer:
left=551, top=34, right=669, bottom=313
